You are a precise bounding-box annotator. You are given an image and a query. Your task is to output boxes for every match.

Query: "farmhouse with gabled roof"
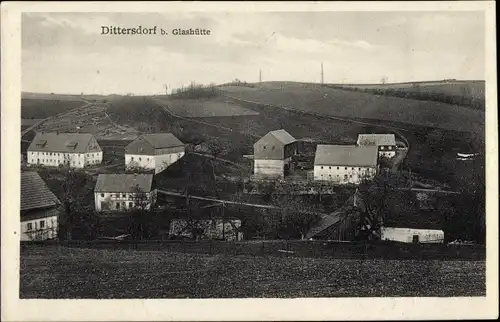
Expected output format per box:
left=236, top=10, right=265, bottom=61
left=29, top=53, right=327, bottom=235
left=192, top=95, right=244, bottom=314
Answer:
left=313, top=145, right=378, bottom=184
left=356, top=133, right=397, bottom=159
left=21, top=171, right=61, bottom=241
left=94, top=173, right=157, bottom=212
left=27, top=132, right=103, bottom=168
left=253, top=129, right=298, bottom=178
left=125, top=133, right=185, bottom=174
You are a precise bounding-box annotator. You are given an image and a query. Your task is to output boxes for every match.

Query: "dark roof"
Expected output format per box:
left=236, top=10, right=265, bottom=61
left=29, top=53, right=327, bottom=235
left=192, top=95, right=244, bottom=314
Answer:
left=314, top=145, right=378, bottom=167
left=94, top=174, right=154, bottom=193
left=21, top=172, right=60, bottom=211
left=142, top=133, right=184, bottom=149
left=27, top=132, right=100, bottom=153
left=357, top=134, right=396, bottom=146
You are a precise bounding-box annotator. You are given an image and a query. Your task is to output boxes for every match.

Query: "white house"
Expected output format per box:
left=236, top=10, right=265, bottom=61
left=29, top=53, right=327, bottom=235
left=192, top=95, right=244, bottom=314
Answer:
left=27, top=132, right=103, bottom=168
left=357, top=134, right=397, bottom=159
left=21, top=172, right=60, bottom=241
left=253, top=129, right=297, bottom=178
left=313, top=145, right=379, bottom=184
left=94, top=173, right=156, bottom=212
left=125, top=133, right=185, bottom=174
left=380, top=227, right=444, bottom=244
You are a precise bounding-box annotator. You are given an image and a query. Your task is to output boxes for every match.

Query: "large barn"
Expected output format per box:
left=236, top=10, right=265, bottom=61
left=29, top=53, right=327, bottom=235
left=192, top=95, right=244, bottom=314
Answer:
left=125, top=133, right=185, bottom=174
left=253, top=129, right=297, bottom=178
left=20, top=172, right=61, bottom=241
left=313, top=145, right=379, bottom=184
left=27, top=132, right=103, bottom=169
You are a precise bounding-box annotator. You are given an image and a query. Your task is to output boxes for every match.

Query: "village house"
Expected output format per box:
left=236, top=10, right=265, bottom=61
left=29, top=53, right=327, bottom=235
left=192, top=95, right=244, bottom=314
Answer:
left=125, top=133, right=185, bottom=174
left=27, top=132, right=103, bottom=168
left=357, top=134, right=397, bottom=159
left=253, top=129, right=297, bottom=178
left=20, top=172, right=61, bottom=241
left=313, top=145, right=379, bottom=184
left=169, top=218, right=243, bottom=241
left=94, top=173, right=156, bottom=211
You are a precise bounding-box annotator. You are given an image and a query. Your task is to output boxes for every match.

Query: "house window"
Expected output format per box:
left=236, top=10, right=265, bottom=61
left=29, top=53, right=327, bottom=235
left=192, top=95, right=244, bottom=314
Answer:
left=27, top=223, right=33, bottom=231
left=381, top=146, right=385, bottom=150
left=359, top=168, right=361, bottom=171
left=40, top=220, right=45, bottom=228
left=131, top=157, right=134, bottom=161
left=344, top=175, right=348, bottom=179
left=101, top=193, right=104, bottom=197
left=122, top=194, right=126, bottom=198
left=349, top=175, right=352, bottom=178
left=337, top=167, right=339, bottom=170
left=345, top=167, right=347, bottom=170
left=329, top=166, right=331, bottom=169
left=139, top=157, right=142, bottom=161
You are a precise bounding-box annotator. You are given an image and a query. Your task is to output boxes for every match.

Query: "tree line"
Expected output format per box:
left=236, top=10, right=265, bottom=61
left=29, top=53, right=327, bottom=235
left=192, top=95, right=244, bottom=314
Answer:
left=326, top=84, right=485, bottom=110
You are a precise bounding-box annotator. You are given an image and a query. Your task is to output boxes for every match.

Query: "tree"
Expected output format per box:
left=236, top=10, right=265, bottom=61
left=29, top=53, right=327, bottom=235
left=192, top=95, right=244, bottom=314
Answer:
left=125, top=186, right=159, bottom=240
left=58, top=168, right=94, bottom=240
left=380, top=76, right=388, bottom=84
left=205, top=138, right=228, bottom=195
left=271, top=191, right=321, bottom=240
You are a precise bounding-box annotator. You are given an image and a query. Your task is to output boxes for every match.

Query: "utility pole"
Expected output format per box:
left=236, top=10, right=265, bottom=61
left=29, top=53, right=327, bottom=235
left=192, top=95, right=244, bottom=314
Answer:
left=259, top=69, right=262, bottom=83
left=321, top=62, right=324, bottom=86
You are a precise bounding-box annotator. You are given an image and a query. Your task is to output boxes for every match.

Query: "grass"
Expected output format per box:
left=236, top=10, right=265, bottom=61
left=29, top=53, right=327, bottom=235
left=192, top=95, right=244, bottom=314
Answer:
left=157, top=97, right=260, bottom=117
left=20, top=244, right=485, bottom=298
left=219, top=82, right=484, bottom=135
left=21, top=98, right=86, bottom=119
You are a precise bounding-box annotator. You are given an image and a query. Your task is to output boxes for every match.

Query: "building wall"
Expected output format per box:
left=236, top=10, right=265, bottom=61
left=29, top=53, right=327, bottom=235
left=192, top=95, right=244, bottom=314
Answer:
left=125, top=154, right=156, bottom=170
left=125, top=151, right=185, bottom=174
left=154, top=151, right=185, bottom=174
left=94, top=190, right=156, bottom=211
left=313, top=165, right=377, bottom=184
left=27, top=151, right=103, bottom=168
left=380, top=227, right=444, bottom=244
left=20, top=215, right=58, bottom=241
left=254, top=159, right=285, bottom=177
left=378, top=146, right=396, bottom=159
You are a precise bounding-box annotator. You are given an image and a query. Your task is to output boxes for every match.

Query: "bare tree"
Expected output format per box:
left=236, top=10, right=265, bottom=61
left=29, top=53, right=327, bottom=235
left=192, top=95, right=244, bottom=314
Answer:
left=380, top=76, right=388, bottom=84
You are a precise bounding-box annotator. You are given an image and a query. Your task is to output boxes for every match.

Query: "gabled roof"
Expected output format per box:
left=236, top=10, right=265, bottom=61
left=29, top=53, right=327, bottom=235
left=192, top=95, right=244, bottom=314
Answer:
left=357, top=134, right=396, bottom=146
left=141, top=133, right=184, bottom=149
left=268, top=129, right=296, bottom=145
left=94, top=174, right=154, bottom=193
left=314, top=145, right=378, bottom=167
left=27, top=132, right=100, bottom=153
left=21, top=172, right=60, bottom=211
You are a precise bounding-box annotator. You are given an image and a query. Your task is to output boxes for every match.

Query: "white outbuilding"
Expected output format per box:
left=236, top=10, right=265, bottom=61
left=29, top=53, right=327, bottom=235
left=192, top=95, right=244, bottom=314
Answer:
left=125, top=133, right=185, bottom=174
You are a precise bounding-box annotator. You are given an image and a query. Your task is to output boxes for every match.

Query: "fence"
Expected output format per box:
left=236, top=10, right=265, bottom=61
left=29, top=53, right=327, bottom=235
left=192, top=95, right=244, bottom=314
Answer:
left=20, top=239, right=486, bottom=261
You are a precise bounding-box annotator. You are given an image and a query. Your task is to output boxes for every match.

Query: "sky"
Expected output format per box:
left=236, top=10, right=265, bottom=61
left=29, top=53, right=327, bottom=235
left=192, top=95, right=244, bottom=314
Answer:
left=22, top=11, right=485, bottom=95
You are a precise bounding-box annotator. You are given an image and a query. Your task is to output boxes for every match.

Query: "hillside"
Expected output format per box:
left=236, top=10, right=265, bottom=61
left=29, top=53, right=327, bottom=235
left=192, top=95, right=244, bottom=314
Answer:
left=219, top=82, right=484, bottom=135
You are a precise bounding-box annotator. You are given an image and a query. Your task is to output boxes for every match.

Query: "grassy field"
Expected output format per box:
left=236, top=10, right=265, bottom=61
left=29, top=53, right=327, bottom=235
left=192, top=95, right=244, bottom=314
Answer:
left=20, top=244, right=485, bottom=298
left=157, top=96, right=260, bottom=117
left=22, top=98, right=86, bottom=119
left=219, top=82, right=484, bottom=135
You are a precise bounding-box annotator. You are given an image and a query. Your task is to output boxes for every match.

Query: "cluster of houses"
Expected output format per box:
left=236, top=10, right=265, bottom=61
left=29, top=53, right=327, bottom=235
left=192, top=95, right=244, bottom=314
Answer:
left=21, top=128, right=443, bottom=244
left=253, top=129, right=397, bottom=184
